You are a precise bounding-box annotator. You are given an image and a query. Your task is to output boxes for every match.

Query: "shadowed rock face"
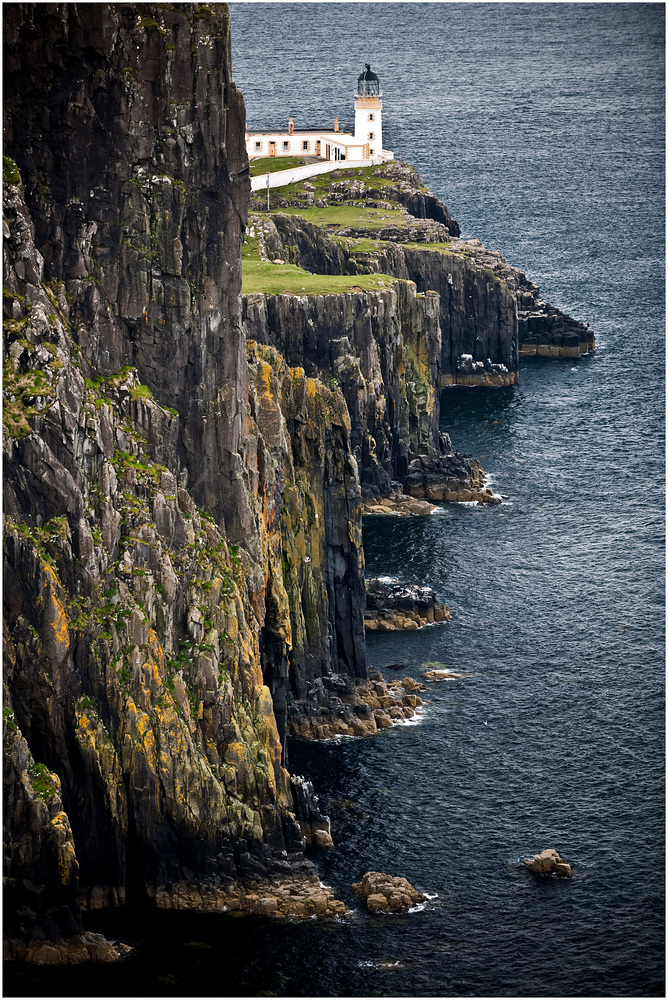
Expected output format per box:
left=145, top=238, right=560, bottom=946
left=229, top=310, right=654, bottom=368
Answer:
left=3, top=2, right=362, bottom=954
left=243, top=280, right=488, bottom=502
left=4, top=1, right=252, bottom=539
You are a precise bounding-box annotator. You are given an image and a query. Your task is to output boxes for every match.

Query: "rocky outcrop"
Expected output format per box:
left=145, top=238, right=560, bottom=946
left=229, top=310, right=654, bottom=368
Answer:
left=253, top=170, right=594, bottom=382
left=362, top=494, right=438, bottom=516
left=288, top=669, right=422, bottom=739
left=524, top=848, right=572, bottom=878
left=352, top=871, right=426, bottom=913
left=446, top=238, right=594, bottom=363
left=155, top=871, right=346, bottom=918
left=364, top=578, right=450, bottom=631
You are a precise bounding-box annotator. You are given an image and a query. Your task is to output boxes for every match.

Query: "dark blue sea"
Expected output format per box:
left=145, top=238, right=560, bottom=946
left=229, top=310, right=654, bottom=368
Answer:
left=7, top=4, right=664, bottom=997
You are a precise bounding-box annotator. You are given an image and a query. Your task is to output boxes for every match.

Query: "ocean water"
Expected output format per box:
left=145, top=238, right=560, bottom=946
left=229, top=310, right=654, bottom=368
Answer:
left=7, top=4, right=664, bottom=997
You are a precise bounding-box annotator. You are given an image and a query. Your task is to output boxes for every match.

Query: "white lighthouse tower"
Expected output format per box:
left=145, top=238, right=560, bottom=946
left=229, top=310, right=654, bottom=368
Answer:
left=354, top=64, right=383, bottom=158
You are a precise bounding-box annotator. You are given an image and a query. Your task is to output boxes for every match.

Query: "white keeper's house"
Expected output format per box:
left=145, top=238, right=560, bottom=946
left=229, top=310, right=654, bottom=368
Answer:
left=245, top=65, right=394, bottom=163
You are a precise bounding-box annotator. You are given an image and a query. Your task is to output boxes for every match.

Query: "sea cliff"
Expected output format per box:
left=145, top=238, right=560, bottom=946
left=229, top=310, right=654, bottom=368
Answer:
left=3, top=1, right=593, bottom=962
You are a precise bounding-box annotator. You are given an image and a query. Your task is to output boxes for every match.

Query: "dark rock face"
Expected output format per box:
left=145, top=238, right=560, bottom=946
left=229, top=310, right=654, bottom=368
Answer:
left=243, top=281, right=488, bottom=502
left=289, top=775, right=333, bottom=849
left=245, top=342, right=366, bottom=736
left=244, top=280, right=441, bottom=493
left=3, top=1, right=358, bottom=956
left=4, top=1, right=251, bottom=539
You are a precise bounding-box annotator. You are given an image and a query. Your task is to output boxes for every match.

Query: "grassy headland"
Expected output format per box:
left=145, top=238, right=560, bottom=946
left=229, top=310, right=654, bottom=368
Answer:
left=242, top=161, right=460, bottom=294
left=242, top=227, right=395, bottom=295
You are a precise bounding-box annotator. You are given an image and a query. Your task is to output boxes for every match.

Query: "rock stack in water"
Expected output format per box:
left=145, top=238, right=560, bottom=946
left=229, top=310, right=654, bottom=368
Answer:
left=524, top=849, right=572, bottom=878
left=353, top=871, right=426, bottom=913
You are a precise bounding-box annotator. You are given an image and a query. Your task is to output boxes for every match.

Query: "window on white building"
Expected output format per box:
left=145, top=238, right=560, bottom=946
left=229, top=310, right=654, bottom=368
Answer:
left=255, top=141, right=261, bottom=151
left=302, top=140, right=309, bottom=150
left=283, top=141, right=289, bottom=151
left=370, top=148, right=375, bottom=156
left=368, top=132, right=375, bottom=140
left=368, top=113, right=375, bottom=121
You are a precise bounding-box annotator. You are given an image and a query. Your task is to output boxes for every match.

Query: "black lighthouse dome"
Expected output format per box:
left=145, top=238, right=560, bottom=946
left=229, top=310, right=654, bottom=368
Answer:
left=357, top=64, right=381, bottom=97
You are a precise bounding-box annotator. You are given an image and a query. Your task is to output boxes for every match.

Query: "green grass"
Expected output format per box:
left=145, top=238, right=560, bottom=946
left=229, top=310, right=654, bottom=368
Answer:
left=255, top=163, right=404, bottom=200
left=270, top=204, right=409, bottom=230
left=29, top=761, right=58, bottom=799
left=333, top=235, right=461, bottom=257
left=249, top=156, right=312, bottom=177
left=129, top=384, right=154, bottom=402
left=242, top=260, right=396, bottom=296
left=243, top=219, right=399, bottom=293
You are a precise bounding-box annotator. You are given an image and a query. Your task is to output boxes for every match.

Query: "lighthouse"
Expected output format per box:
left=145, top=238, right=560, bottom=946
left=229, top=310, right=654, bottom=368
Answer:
left=354, top=64, right=383, bottom=159
left=245, top=64, right=392, bottom=164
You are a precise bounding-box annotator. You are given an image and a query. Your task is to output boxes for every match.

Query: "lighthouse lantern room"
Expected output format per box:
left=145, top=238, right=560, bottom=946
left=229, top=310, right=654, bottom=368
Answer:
left=354, top=64, right=383, bottom=159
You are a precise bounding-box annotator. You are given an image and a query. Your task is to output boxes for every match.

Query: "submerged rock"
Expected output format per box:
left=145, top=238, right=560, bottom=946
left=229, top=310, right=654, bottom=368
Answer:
left=422, top=663, right=472, bottom=681
left=352, top=871, right=426, bottom=913
left=524, top=849, right=572, bottom=878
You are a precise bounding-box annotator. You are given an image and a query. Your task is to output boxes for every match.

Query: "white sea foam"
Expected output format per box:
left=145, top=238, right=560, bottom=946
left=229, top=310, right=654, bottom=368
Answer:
left=408, top=892, right=439, bottom=914
left=320, top=732, right=360, bottom=743
left=357, top=959, right=404, bottom=969
left=394, top=707, right=427, bottom=728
